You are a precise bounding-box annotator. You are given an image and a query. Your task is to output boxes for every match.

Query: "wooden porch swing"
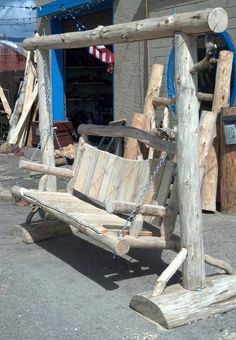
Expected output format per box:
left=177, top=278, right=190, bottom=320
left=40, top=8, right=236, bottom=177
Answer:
left=11, top=7, right=236, bottom=329
left=12, top=129, right=177, bottom=255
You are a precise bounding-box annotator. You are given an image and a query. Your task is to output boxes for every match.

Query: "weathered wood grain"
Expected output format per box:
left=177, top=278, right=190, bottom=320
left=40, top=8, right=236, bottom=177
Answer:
left=124, top=113, right=147, bottom=160
left=130, top=274, right=236, bottom=329
left=37, top=48, right=56, bottom=192
left=78, top=124, right=176, bottom=154
left=106, top=200, right=167, bottom=216
left=153, top=248, right=187, bottom=297
left=19, top=160, right=74, bottom=178
left=175, top=32, right=205, bottom=290
left=23, top=8, right=228, bottom=51
left=201, top=51, right=233, bottom=211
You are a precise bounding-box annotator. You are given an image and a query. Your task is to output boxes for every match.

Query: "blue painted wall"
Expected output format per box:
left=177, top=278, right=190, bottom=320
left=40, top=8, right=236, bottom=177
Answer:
left=51, top=18, right=64, bottom=120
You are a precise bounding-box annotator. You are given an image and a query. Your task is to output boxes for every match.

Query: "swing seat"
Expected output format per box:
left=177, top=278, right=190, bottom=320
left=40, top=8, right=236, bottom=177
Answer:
left=11, top=137, right=178, bottom=255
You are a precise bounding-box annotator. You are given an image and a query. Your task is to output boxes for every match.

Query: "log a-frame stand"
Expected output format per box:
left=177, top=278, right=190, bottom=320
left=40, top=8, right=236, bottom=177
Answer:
left=13, top=7, right=236, bottom=329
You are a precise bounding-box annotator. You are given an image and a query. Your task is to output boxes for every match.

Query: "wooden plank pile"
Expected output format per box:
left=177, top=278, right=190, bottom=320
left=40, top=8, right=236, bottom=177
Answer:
left=0, top=85, right=12, bottom=118
left=7, top=52, right=38, bottom=147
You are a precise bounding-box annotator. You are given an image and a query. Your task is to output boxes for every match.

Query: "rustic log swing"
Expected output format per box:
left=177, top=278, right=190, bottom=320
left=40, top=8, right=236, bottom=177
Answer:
left=11, top=8, right=236, bottom=329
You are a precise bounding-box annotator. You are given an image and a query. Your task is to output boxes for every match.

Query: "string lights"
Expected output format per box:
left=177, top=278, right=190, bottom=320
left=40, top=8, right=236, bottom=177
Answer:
left=0, top=22, right=36, bottom=26
left=37, top=0, right=107, bottom=12
left=0, top=0, right=108, bottom=31
left=0, top=4, right=37, bottom=10
left=0, top=17, right=36, bottom=22
left=0, top=0, right=107, bottom=12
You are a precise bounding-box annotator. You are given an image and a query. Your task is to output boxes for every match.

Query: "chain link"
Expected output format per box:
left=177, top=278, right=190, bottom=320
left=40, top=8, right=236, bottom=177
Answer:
left=119, top=152, right=167, bottom=237
left=42, top=49, right=69, bottom=167
left=42, top=49, right=53, bottom=128
left=16, top=50, right=57, bottom=186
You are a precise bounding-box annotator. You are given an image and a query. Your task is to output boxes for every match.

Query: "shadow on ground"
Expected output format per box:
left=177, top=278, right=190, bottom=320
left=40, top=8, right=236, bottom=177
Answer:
left=36, top=233, right=181, bottom=290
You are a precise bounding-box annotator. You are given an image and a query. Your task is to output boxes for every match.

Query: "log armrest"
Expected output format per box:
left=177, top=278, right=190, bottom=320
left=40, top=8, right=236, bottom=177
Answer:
left=19, top=160, right=74, bottom=178
left=106, top=200, right=167, bottom=217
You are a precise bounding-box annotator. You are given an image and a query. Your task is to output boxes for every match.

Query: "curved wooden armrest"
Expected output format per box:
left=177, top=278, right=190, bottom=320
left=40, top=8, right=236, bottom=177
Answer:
left=106, top=200, right=167, bottom=217
left=78, top=124, right=176, bottom=154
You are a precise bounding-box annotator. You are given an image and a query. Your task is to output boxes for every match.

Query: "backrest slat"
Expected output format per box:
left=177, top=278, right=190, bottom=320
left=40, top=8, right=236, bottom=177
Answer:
left=142, top=158, right=166, bottom=204
left=72, top=142, right=175, bottom=211
left=105, top=156, right=124, bottom=202
left=151, top=160, right=176, bottom=226
left=88, top=150, right=110, bottom=199
left=156, top=160, right=175, bottom=205
left=74, top=144, right=95, bottom=193
left=97, top=154, right=117, bottom=202
left=115, top=159, right=144, bottom=202
left=82, top=147, right=100, bottom=195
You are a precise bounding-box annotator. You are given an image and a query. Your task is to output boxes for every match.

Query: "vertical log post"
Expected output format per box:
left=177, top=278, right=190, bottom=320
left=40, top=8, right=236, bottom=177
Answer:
left=37, top=48, right=56, bottom=191
left=201, top=51, right=233, bottom=211
left=220, top=107, right=236, bottom=214
left=144, top=64, right=164, bottom=130
left=175, top=33, right=205, bottom=290
left=143, top=64, right=164, bottom=159
left=124, top=113, right=147, bottom=160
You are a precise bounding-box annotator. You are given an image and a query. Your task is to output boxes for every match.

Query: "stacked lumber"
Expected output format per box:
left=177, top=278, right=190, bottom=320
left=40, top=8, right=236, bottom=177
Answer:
left=7, top=52, right=38, bottom=147
left=0, top=85, right=12, bottom=119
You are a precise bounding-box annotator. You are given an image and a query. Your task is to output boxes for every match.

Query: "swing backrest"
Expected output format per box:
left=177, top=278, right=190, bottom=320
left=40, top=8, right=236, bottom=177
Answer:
left=71, top=141, right=176, bottom=208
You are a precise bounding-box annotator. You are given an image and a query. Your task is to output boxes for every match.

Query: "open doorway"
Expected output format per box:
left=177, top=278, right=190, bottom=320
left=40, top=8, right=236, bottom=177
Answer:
left=65, top=47, right=113, bottom=140
left=63, top=8, right=113, bottom=142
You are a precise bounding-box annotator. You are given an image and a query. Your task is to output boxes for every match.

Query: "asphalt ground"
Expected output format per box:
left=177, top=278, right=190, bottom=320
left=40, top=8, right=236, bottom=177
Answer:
left=0, top=152, right=236, bottom=339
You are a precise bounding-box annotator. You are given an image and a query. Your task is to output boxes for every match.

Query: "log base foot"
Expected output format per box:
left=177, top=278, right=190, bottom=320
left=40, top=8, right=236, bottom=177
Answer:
left=11, top=220, right=72, bottom=243
left=130, top=274, right=236, bottom=329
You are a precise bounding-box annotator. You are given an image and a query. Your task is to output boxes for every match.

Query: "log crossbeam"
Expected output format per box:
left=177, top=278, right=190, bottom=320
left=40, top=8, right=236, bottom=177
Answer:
left=152, top=92, right=214, bottom=107
left=23, top=8, right=228, bottom=51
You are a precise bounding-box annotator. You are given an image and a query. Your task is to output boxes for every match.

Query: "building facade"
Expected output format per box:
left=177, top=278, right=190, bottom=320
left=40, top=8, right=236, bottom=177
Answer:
left=0, top=42, right=26, bottom=110
left=36, top=0, right=236, bottom=126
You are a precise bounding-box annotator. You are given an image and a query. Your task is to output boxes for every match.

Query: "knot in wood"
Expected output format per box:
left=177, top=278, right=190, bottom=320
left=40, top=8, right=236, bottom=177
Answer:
left=98, top=28, right=105, bottom=38
left=121, top=33, right=128, bottom=40
left=185, top=179, right=190, bottom=185
left=136, top=23, right=143, bottom=30
left=191, top=14, right=201, bottom=20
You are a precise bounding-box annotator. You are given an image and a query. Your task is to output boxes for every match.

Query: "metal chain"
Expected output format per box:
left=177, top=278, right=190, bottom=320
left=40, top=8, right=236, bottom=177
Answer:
left=42, top=49, right=69, bottom=167
left=119, top=152, right=167, bottom=237
left=16, top=50, right=55, bottom=186
left=42, top=49, right=53, bottom=129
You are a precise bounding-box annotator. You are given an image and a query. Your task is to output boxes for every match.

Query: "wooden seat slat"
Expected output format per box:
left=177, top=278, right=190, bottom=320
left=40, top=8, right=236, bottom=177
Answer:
left=23, top=190, right=129, bottom=234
